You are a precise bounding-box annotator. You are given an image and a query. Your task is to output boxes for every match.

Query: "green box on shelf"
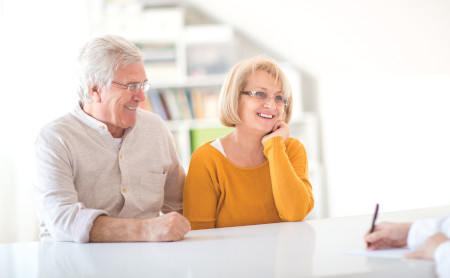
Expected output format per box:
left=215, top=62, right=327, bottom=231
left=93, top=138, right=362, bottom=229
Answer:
left=190, top=127, right=232, bottom=153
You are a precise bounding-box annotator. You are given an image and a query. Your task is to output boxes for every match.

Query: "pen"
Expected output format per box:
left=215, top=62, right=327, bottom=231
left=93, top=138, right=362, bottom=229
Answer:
left=367, top=203, right=379, bottom=247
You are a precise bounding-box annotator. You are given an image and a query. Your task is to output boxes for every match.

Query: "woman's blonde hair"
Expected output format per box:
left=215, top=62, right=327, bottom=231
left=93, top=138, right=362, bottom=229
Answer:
left=218, top=55, right=293, bottom=127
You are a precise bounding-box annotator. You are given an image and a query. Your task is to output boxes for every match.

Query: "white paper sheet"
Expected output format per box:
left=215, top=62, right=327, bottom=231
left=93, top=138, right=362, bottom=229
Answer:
left=344, top=248, right=411, bottom=258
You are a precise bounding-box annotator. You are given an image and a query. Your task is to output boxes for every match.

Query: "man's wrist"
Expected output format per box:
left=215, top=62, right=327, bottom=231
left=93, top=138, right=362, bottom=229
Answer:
left=135, top=218, right=150, bottom=241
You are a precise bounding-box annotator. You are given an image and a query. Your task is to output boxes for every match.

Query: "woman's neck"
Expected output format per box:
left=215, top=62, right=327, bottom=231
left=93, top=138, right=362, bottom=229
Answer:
left=221, top=128, right=267, bottom=168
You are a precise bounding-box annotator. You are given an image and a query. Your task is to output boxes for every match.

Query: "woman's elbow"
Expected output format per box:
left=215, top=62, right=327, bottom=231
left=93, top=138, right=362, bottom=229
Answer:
left=280, top=199, right=315, bottom=222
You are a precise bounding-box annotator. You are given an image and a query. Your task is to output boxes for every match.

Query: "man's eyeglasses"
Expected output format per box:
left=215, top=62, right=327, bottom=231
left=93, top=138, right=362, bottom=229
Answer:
left=241, top=91, right=289, bottom=106
left=111, top=81, right=151, bottom=94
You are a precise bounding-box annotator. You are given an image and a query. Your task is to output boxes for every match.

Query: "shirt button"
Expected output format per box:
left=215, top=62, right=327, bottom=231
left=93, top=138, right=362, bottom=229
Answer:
left=120, top=154, right=123, bottom=159
left=123, top=188, right=127, bottom=193
left=99, top=126, right=104, bottom=130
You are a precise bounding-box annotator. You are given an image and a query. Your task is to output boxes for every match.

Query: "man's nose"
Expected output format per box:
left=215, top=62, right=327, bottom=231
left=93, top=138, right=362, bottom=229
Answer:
left=134, top=89, right=146, bottom=102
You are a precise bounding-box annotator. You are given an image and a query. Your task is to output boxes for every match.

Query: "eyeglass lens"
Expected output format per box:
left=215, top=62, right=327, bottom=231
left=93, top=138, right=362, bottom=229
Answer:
left=130, top=83, right=150, bottom=93
left=246, top=91, right=288, bottom=105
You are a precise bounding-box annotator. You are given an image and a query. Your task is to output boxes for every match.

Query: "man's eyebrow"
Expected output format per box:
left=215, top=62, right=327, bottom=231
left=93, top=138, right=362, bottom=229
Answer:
left=126, top=79, right=148, bottom=84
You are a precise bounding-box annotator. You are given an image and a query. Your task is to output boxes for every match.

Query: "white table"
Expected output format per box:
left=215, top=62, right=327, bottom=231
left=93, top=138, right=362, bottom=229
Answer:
left=1, top=206, right=449, bottom=278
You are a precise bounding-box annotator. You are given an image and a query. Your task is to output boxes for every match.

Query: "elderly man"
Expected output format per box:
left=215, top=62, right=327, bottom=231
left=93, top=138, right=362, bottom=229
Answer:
left=35, top=35, right=190, bottom=243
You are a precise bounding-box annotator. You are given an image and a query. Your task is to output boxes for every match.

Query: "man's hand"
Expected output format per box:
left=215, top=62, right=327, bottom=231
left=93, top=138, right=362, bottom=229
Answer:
left=404, top=233, right=449, bottom=260
left=364, top=222, right=412, bottom=250
left=144, top=212, right=191, bottom=242
left=262, top=121, right=290, bottom=144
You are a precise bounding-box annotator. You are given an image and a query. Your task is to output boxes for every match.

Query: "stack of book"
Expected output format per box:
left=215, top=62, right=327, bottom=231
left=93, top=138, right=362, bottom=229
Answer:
left=140, top=87, right=220, bottom=121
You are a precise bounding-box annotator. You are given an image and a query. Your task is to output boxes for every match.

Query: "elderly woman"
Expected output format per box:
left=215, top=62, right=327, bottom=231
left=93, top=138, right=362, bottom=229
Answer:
left=183, top=56, right=314, bottom=230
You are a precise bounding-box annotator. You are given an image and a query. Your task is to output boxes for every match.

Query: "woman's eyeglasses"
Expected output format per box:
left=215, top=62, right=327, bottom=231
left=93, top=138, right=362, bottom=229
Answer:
left=241, top=91, right=289, bottom=106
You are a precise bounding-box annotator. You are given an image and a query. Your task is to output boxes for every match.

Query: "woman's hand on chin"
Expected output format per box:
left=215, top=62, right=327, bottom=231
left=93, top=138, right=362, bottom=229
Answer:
left=262, top=121, right=290, bottom=144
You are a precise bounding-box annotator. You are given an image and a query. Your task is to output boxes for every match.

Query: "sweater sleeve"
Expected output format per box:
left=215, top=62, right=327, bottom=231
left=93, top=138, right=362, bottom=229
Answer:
left=183, top=146, right=219, bottom=230
left=263, top=136, right=314, bottom=221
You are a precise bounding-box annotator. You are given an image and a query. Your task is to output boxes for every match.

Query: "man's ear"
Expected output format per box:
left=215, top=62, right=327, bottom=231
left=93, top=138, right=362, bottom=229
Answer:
left=89, top=86, right=101, bottom=102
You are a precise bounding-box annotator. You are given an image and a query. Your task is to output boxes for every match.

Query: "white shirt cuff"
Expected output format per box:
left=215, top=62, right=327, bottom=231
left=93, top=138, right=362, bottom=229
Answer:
left=73, top=208, right=108, bottom=243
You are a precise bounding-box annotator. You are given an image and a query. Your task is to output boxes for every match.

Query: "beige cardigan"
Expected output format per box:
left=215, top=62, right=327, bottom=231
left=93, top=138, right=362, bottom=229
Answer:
left=35, top=104, right=185, bottom=243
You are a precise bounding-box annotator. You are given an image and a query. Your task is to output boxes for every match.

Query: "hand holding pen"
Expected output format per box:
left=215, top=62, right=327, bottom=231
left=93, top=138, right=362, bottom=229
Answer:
left=364, top=204, right=412, bottom=250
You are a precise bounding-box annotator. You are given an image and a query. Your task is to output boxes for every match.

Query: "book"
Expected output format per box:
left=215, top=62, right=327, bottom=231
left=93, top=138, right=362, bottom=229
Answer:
left=148, top=90, right=169, bottom=120
left=202, top=90, right=220, bottom=119
left=190, top=127, right=232, bottom=152
left=157, top=90, right=171, bottom=120
left=190, top=89, right=205, bottom=119
left=185, top=88, right=195, bottom=119
left=139, top=94, right=153, bottom=112
left=160, top=89, right=182, bottom=120
left=176, top=88, right=193, bottom=120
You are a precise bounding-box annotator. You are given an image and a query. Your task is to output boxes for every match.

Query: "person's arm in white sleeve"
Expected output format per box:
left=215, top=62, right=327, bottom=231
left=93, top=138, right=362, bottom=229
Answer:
left=435, top=240, right=450, bottom=278
left=404, top=215, right=450, bottom=277
left=407, top=215, right=450, bottom=250
left=35, top=130, right=107, bottom=243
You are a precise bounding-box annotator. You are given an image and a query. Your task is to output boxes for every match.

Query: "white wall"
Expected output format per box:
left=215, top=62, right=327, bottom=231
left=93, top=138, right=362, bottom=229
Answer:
left=320, top=74, right=450, bottom=216
left=186, top=0, right=450, bottom=75
left=187, top=0, right=450, bottom=216
left=0, top=0, right=91, bottom=242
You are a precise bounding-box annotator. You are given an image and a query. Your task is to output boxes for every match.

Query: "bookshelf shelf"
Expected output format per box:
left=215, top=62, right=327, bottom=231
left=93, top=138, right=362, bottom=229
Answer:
left=152, top=74, right=227, bottom=88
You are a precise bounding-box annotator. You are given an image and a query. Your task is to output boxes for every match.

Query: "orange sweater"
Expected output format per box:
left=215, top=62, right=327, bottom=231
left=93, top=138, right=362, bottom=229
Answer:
left=183, top=136, right=314, bottom=230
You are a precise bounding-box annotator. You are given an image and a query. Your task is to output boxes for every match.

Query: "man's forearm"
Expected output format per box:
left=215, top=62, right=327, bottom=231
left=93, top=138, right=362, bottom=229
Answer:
left=89, top=212, right=191, bottom=242
left=89, top=216, right=147, bottom=242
